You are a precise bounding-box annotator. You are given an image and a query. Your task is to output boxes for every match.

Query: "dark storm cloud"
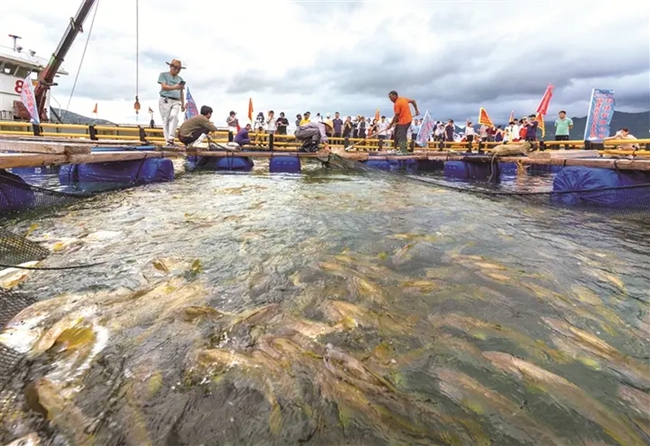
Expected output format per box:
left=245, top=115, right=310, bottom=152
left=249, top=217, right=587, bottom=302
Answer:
left=222, top=1, right=649, bottom=121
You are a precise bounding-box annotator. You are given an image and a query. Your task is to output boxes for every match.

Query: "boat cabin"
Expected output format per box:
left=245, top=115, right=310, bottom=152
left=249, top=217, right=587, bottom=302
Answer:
left=0, top=36, right=68, bottom=121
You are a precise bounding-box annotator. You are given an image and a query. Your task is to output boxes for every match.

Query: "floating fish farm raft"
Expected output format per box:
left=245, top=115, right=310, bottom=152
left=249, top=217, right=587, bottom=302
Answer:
left=1, top=120, right=650, bottom=213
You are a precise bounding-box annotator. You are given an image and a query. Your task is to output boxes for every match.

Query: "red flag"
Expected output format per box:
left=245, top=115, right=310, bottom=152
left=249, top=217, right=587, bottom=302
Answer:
left=509, top=110, right=514, bottom=122
left=477, top=107, right=494, bottom=127
left=536, top=84, right=554, bottom=116
left=374, top=109, right=380, bottom=121
left=247, top=98, right=253, bottom=123
left=92, top=103, right=98, bottom=114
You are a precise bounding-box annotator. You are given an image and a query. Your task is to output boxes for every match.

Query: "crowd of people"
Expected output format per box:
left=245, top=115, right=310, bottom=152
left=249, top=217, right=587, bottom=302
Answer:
left=157, top=59, right=638, bottom=152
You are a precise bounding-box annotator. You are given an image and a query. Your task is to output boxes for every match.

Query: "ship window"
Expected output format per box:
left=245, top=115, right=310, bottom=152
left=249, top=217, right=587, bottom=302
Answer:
left=2, top=63, right=18, bottom=75
left=15, top=67, right=32, bottom=78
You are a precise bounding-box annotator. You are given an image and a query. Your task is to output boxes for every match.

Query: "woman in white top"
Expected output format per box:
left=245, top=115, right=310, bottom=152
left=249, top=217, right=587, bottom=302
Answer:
left=505, top=122, right=520, bottom=143
left=266, top=110, right=277, bottom=134
left=465, top=120, right=476, bottom=151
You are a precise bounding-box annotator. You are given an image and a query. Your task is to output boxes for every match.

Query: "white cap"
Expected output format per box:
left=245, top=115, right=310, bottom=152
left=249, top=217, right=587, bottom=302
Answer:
left=326, top=113, right=331, bottom=118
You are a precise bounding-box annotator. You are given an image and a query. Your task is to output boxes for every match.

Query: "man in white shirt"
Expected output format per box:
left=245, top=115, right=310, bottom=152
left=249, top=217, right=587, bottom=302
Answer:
left=376, top=116, right=390, bottom=141
left=479, top=124, right=489, bottom=142
left=605, top=128, right=639, bottom=150
left=465, top=120, right=476, bottom=152
left=266, top=110, right=277, bottom=135
left=505, top=121, right=520, bottom=143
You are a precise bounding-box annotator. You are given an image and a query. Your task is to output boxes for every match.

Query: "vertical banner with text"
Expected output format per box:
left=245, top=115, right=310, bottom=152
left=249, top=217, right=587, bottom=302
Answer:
left=583, top=89, right=615, bottom=141
left=20, top=75, right=40, bottom=125
left=415, top=111, right=435, bottom=147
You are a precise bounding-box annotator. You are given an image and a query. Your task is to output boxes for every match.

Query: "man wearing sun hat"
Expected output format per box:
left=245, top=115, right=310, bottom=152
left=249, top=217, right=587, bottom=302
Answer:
left=294, top=119, right=333, bottom=152
left=158, top=59, right=186, bottom=146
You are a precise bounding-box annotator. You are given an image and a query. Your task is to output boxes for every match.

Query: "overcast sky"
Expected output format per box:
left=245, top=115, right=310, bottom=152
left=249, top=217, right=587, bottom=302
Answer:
left=1, top=0, right=648, bottom=126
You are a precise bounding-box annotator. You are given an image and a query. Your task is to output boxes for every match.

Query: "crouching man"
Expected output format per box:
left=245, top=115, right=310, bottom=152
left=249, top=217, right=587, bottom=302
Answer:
left=178, top=105, right=218, bottom=148
left=294, top=120, right=333, bottom=152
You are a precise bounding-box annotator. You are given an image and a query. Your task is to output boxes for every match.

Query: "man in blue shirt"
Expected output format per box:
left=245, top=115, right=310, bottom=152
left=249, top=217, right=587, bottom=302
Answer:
left=332, top=112, right=343, bottom=138
left=158, top=59, right=186, bottom=146
left=525, top=115, right=539, bottom=142
left=234, top=124, right=252, bottom=147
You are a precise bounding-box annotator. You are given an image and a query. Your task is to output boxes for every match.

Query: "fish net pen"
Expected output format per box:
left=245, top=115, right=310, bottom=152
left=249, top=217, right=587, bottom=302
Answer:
left=0, top=170, right=92, bottom=214
left=0, top=231, right=46, bottom=443
left=325, top=154, right=650, bottom=218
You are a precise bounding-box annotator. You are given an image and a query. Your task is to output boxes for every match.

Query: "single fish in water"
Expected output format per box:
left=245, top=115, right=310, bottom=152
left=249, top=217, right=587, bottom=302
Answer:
left=0, top=261, right=39, bottom=289
left=3, top=433, right=41, bottom=446
left=436, top=368, right=567, bottom=445
left=543, top=317, right=650, bottom=390
left=27, top=378, right=95, bottom=446
left=482, top=351, right=645, bottom=446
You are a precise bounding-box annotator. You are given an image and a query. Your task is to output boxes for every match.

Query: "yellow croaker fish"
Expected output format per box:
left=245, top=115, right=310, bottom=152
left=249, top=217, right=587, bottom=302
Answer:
left=436, top=368, right=566, bottom=445
left=323, top=343, right=396, bottom=393
left=618, top=385, right=650, bottom=420
left=0, top=261, right=39, bottom=289
left=543, top=318, right=650, bottom=390
left=429, top=313, right=563, bottom=362
left=29, top=378, right=94, bottom=446
left=391, top=242, right=416, bottom=266
left=482, top=351, right=645, bottom=446
left=4, top=433, right=41, bottom=446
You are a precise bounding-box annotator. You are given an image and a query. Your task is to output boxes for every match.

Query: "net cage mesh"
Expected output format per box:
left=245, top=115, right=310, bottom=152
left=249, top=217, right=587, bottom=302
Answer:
left=1, top=156, right=650, bottom=442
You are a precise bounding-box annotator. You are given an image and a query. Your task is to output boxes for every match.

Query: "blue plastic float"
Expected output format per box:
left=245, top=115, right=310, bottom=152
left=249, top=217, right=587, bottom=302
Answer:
left=364, top=158, right=418, bottom=172
left=186, top=156, right=254, bottom=172
left=552, top=166, right=650, bottom=208
left=270, top=156, right=301, bottom=173
left=59, top=158, right=174, bottom=184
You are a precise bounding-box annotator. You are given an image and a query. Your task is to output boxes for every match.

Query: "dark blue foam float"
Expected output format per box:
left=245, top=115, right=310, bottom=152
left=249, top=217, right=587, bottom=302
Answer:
left=364, top=158, right=418, bottom=172
left=59, top=158, right=174, bottom=185
left=418, top=160, right=445, bottom=172
left=270, top=156, right=301, bottom=173
left=186, top=156, right=254, bottom=172
left=0, top=170, right=35, bottom=211
left=552, top=166, right=650, bottom=208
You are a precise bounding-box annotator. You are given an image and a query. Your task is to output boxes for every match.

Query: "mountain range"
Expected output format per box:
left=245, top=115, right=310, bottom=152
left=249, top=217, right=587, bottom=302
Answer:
left=51, top=108, right=114, bottom=126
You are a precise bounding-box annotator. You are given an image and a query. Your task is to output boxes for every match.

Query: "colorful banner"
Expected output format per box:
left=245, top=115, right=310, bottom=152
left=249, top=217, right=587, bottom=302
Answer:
left=184, top=87, right=199, bottom=120
left=248, top=98, right=253, bottom=123
left=536, top=84, right=554, bottom=115
left=415, top=110, right=435, bottom=147
left=20, top=75, right=39, bottom=125
left=583, top=89, right=615, bottom=141
left=477, top=107, right=493, bottom=127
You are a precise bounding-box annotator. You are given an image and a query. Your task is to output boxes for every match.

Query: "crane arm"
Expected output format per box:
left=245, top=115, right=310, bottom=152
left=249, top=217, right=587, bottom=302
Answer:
left=34, top=0, right=97, bottom=121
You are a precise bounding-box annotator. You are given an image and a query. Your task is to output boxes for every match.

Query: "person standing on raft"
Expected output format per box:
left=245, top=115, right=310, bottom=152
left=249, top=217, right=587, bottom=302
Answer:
left=386, top=90, right=420, bottom=154
left=158, top=59, right=186, bottom=147
left=178, top=105, right=218, bottom=148
left=294, top=120, right=334, bottom=152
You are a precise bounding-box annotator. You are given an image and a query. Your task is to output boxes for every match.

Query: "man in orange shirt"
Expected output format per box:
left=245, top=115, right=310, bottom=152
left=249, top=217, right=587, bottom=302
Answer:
left=387, top=90, right=420, bottom=153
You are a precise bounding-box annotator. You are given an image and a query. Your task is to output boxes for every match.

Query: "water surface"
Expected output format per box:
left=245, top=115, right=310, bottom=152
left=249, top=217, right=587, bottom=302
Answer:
left=1, top=161, right=649, bottom=445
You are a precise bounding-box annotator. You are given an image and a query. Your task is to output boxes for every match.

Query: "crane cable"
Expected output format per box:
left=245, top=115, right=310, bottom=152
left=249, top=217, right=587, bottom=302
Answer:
left=133, top=0, right=141, bottom=120
left=63, top=0, right=100, bottom=120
